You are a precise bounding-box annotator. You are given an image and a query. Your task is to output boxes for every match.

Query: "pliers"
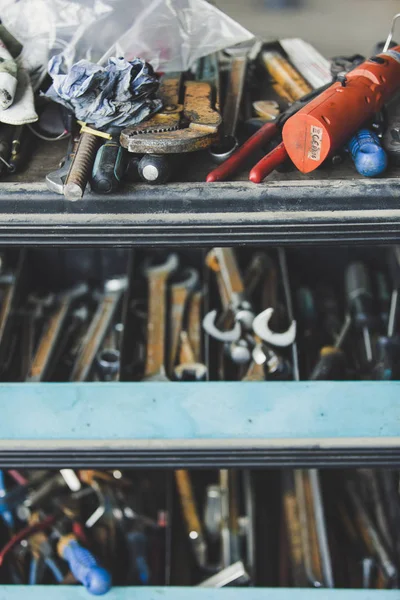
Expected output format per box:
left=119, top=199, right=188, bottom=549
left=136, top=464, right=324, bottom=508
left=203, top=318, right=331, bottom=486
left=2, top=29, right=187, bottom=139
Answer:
left=206, top=83, right=330, bottom=184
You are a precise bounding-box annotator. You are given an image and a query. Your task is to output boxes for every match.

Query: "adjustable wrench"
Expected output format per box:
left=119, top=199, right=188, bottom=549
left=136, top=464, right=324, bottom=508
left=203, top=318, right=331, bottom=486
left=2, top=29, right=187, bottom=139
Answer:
left=169, top=268, right=199, bottom=375
left=143, top=254, right=179, bottom=381
left=70, top=277, right=128, bottom=382
left=45, top=135, right=80, bottom=195
left=26, top=283, right=88, bottom=382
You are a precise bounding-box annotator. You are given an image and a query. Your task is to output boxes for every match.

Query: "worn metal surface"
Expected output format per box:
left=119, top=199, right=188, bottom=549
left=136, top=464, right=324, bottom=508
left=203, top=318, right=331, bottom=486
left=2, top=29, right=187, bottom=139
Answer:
left=0, top=382, right=398, bottom=467
left=121, top=77, right=221, bottom=154
left=0, top=587, right=397, bottom=600
left=1, top=177, right=400, bottom=245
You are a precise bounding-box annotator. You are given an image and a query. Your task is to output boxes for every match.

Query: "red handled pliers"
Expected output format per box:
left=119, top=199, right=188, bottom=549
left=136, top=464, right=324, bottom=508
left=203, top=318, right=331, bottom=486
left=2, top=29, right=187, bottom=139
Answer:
left=206, top=83, right=330, bottom=184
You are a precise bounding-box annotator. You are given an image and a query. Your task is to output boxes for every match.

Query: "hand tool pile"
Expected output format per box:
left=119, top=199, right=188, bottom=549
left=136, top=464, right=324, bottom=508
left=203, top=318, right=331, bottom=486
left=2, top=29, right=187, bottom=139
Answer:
left=0, top=246, right=398, bottom=383
left=0, top=467, right=398, bottom=591
left=37, top=13, right=400, bottom=192
left=0, top=468, right=168, bottom=593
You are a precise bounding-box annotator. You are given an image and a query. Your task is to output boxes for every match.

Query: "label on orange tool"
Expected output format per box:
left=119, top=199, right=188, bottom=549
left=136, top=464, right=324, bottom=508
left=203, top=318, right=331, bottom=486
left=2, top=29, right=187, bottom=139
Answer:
left=307, top=125, right=323, bottom=161
left=383, top=50, right=400, bottom=64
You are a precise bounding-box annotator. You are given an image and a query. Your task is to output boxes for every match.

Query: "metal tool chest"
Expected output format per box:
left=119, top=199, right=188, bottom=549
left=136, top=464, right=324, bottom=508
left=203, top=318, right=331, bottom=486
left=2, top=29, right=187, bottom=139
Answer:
left=0, top=141, right=399, bottom=598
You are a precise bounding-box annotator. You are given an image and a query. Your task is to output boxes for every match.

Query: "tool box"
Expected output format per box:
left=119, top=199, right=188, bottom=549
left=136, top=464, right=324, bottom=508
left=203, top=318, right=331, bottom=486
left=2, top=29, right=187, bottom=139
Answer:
left=0, top=240, right=398, bottom=596
left=0, top=24, right=399, bottom=598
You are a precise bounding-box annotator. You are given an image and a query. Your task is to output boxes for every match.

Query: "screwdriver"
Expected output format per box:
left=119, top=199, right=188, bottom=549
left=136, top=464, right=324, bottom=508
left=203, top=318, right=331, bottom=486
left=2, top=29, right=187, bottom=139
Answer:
left=373, top=248, right=400, bottom=380
left=91, top=138, right=127, bottom=194
left=310, top=314, right=351, bottom=380
left=345, top=262, right=375, bottom=365
left=57, top=532, right=112, bottom=595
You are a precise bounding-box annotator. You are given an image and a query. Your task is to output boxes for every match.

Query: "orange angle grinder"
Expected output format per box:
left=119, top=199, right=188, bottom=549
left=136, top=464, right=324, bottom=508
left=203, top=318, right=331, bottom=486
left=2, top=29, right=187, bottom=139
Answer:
left=282, top=46, right=400, bottom=173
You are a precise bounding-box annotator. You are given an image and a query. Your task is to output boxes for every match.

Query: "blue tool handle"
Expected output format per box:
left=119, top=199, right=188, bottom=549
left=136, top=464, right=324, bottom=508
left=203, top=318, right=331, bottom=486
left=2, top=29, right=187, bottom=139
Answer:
left=126, top=531, right=150, bottom=585
left=348, top=129, right=388, bottom=177
left=59, top=536, right=111, bottom=595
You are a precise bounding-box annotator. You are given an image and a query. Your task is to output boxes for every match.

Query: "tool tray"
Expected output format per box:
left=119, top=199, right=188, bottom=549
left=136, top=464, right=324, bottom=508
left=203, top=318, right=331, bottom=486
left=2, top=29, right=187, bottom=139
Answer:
left=1, top=138, right=400, bottom=598
left=0, top=137, right=399, bottom=246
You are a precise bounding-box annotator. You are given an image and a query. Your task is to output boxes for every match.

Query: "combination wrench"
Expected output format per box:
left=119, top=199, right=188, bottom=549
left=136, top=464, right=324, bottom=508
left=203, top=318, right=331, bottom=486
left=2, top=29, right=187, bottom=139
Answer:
left=27, top=283, right=88, bottom=382
left=70, top=277, right=128, bottom=382
left=142, top=254, right=179, bottom=381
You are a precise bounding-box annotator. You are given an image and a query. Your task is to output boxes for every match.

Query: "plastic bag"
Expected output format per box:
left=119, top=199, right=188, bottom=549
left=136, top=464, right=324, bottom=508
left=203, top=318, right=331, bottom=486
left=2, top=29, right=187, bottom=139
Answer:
left=0, top=0, right=117, bottom=88
left=98, top=0, right=255, bottom=72
left=0, top=0, right=253, bottom=82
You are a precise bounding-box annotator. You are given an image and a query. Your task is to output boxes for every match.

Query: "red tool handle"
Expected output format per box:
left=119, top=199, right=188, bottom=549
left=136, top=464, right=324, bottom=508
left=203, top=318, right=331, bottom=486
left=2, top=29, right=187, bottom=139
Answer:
left=206, top=122, right=279, bottom=182
left=249, top=142, right=288, bottom=183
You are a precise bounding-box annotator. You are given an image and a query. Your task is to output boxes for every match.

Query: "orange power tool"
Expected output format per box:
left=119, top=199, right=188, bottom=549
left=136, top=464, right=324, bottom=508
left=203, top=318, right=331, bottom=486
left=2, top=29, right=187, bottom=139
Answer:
left=282, top=46, right=400, bottom=173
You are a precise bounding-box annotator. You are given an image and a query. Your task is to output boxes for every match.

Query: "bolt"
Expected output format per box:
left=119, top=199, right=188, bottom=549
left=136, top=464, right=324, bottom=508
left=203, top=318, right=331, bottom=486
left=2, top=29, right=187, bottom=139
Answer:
left=64, top=132, right=100, bottom=201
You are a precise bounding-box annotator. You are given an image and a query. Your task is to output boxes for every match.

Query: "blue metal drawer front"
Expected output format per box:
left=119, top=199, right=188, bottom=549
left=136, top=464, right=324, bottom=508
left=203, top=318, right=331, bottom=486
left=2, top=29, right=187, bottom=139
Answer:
left=0, top=587, right=398, bottom=600
left=0, top=381, right=399, bottom=468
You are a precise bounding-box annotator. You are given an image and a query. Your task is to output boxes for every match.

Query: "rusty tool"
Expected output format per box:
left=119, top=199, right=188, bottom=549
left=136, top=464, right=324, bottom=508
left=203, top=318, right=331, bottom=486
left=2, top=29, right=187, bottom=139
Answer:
left=46, top=135, right=80, bottom=195
left=203, top=248, right=255, bottom=354
left=26, top=283, right=88, bottom=383
left=96, top=323, right=123, bottom=382
left=121, top=69, right=221, bottom=184
left=209, top=53, right=247, bottom=163
left=121, top=73, right=221, bottom=155
left=64, top=131, right=102, bottom=201
left=143, top=254, right=179, bottom=381
left=174, top=469, right=207, bottom=568
left=70, top=277, right=128, bottom=382
left=346, top=479, right=398, bottom=584
left=174, top=331, right=207, bottom=381
left=169, top=268, right=199, bottom=375
left=187, top=289, right=204, bottom=364
left=206, top=83, right=330, bottom=183
left=261, top=50, right=312, bottom=104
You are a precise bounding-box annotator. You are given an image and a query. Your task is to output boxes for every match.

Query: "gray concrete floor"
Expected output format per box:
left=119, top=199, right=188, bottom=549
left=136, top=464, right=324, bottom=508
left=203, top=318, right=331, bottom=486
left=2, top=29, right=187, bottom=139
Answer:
left=217, top=0, right=398, bottom=58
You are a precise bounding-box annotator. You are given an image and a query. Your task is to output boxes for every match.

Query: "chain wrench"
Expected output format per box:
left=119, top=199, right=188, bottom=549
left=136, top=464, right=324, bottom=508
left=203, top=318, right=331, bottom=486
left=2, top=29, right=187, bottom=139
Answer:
left=70, top=277, right=128, bottom=382
left=26, top=283, right=88, bottom=382
left=142, top=254, right=179, bottom=381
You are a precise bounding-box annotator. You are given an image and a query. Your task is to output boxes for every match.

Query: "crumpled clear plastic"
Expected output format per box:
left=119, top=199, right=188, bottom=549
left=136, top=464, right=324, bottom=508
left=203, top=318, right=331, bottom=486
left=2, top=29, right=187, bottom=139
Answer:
left=46, top=55, right=162, bottom=130
left=0, top=0, right=254, bottom=83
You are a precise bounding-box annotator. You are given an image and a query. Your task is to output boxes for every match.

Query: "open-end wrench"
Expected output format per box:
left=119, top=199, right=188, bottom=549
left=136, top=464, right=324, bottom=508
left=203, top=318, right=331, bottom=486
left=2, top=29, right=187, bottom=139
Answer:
left=174, top=469, right=207, bottom=569
left=252, top=307, right=297, bottom=348
left=26, top=283, right=88, bottom=382
left=96, top=323, right=123, bottom=382
left=168, top=268, right=199, bottom=376
left=143, top=254, right=179, bottom=381
left=204, top=248, right=255, bottom=340
left=203, top=248, right=256, bottom=365
left=174, top=331, right=207, bottom=381
left=70, top=277, right=128, bottom=382
left=188, top=289, right=204, bottom=364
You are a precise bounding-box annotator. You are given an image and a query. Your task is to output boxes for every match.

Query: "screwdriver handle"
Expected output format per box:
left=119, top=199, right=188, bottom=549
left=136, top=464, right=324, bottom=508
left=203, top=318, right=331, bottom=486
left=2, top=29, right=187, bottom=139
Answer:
left=309, top=347, right=346, bottom=380
left=58, top=535, right=111, bottom=595
left=206, top=122, right=278, bottom=182
left=91, top=140, right=125, bottom=194
left=249, top=142, right=288, bottom=183
left=345, top=262, right=374, bottom=327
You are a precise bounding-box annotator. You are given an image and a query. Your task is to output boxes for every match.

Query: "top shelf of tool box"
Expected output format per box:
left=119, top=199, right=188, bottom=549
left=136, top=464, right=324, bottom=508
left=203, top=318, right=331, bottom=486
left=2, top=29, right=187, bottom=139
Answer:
left=3, top=138, right=400, bottom=246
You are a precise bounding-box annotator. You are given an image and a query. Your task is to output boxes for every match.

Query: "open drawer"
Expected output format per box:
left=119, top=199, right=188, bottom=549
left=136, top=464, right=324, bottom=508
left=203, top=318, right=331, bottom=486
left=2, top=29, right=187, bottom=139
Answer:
left=0, top=245, right=396, bottom=467
left=0, top=466, right=398, bottom=595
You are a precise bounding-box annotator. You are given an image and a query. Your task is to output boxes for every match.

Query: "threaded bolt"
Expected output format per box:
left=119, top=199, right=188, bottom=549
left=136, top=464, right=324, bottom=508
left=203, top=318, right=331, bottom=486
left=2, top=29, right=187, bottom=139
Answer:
left=64, top=132, right=100, bottom=201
